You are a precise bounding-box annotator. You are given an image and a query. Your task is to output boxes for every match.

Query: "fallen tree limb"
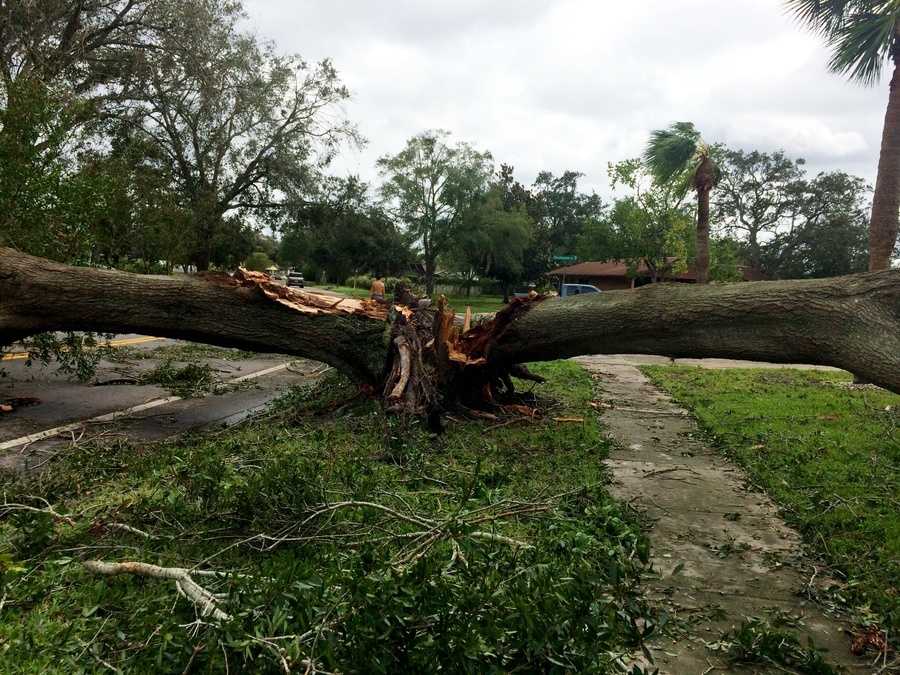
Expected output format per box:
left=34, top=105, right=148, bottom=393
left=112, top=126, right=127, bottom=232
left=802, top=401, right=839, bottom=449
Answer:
left=82, top=560, right=230, bottom=621
left=1, top=247, right=898, bottom=408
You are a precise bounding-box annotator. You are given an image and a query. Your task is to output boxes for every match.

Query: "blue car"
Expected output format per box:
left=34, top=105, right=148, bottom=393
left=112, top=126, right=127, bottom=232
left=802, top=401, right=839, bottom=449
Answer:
left=560, top=283, right=601, bottom=297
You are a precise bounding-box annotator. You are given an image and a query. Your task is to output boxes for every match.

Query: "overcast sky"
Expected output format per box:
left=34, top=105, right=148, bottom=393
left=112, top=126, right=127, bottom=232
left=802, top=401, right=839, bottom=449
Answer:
left=243, top=0, right=886, bottom=198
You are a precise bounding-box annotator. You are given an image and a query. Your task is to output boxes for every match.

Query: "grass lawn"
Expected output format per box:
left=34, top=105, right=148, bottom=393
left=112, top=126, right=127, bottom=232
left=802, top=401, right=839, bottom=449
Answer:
left=0, top=362, right=655, bottom=673
left=642, top=366, right=900, bottom=631
left=318, top=285, right=506, bottom=314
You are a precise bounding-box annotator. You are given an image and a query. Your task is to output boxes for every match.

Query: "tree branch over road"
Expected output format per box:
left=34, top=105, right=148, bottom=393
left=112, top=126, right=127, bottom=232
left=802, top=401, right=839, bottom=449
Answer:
left=1, top=247, right=897, bottom=412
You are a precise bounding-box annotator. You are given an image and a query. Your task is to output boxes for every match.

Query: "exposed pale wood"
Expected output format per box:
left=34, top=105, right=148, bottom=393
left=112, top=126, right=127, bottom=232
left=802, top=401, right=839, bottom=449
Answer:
left=83, top=560, right=230, bottom=621
left=388, top=337, right=412, bottom=401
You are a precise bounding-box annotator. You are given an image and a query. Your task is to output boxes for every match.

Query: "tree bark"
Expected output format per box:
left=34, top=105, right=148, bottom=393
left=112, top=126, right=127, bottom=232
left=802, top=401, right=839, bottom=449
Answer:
left=2, top=247, right=898, bottom=404
left=0, top=248, right=389, bottom=383
left=694, top=155, right=715, bottom=284
left=869, top=30, right=900, bottom=272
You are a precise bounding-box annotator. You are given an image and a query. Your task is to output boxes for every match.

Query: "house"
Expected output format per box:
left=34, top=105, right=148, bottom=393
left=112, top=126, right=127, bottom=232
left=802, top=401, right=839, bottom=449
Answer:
left=547, top=259, right=696, bottom=290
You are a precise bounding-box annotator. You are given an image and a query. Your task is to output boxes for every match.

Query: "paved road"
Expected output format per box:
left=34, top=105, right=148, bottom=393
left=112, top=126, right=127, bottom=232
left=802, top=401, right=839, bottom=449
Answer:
left=0, top=337, right=323, bottom=472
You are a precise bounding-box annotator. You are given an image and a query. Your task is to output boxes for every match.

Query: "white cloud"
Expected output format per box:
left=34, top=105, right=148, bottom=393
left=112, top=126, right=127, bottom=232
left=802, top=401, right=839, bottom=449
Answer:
left=243, top=0, right=889, bottom=196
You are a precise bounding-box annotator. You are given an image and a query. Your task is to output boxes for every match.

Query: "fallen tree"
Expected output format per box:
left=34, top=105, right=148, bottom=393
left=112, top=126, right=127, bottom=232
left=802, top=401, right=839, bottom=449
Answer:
left=1, top=247, right=898, bottom=417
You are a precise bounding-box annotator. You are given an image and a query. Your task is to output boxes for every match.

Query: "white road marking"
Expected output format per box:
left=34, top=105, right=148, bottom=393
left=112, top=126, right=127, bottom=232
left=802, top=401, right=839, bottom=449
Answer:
left=0, top=362, right=293, bottom=452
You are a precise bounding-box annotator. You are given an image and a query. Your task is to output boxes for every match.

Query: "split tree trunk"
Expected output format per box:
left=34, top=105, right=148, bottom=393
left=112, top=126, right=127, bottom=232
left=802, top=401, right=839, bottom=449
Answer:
left=1, top=247, right=899, bottom=411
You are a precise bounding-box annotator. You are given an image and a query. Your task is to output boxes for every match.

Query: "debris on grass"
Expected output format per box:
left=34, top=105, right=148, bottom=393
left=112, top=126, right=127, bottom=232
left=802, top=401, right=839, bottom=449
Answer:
left=708, top=615, right=840, bottom=674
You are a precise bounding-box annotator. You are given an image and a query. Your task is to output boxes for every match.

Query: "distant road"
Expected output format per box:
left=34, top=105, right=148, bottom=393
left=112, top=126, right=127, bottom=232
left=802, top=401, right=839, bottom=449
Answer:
left=0, top=337, right=323, bottom=472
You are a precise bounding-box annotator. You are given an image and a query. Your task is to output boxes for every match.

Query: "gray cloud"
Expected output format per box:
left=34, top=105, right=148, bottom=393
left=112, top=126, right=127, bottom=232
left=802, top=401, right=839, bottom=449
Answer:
left=243, top=0, right=888, bottom=196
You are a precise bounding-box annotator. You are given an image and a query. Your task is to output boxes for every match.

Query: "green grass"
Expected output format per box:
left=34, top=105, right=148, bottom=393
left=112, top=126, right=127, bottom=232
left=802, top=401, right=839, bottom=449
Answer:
left=0, top=361, right=656, bottom=673
left=642, top=366, right=900, bottom=631
left=105, top=343, right=259, bottom=363
left=319, top=285, right=506, bottom=314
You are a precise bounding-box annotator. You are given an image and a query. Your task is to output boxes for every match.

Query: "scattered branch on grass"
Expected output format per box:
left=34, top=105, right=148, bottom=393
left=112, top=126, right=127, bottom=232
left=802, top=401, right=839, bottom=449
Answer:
left=83, top=560, right=231, bottom=621
left=0, top=496, right=76, bottom=525
left=251, top=494, right=561, bottom=571
left=104, top=522, right=154, bottom=539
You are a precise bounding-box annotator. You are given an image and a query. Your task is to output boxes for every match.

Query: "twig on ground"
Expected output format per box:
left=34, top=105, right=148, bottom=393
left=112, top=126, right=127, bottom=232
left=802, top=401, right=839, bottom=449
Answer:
left=0, top=497, right=76, bottom=525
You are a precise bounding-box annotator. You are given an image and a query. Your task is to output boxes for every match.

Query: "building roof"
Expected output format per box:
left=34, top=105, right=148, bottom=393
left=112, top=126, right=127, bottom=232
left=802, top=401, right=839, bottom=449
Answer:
left=547, top=259, right=696, bottom=281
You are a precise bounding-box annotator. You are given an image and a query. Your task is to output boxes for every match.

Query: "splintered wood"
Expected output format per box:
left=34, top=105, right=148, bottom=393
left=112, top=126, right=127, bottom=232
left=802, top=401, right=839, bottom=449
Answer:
left=221, top=270, right=549, bottom=418
left=231, top=268, right=388, bottom=320
left=381, top=293, right=549, bottom=417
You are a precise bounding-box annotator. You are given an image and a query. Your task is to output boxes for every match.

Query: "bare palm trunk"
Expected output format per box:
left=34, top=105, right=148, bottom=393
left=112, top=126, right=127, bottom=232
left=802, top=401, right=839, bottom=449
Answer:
left=696, top=185, right=711, bottom=284
left=869, top=34, right=900, bottom=271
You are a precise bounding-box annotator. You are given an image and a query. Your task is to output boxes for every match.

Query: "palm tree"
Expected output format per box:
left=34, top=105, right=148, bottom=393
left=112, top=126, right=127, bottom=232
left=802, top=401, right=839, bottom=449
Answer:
left=787, top=0, right=900, bottom=271
left=644, top=122, right=718, bottom=284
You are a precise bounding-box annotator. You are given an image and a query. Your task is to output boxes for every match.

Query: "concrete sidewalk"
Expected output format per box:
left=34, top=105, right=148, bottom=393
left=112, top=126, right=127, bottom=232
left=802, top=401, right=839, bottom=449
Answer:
left=576, top=357, right=867, bottom=674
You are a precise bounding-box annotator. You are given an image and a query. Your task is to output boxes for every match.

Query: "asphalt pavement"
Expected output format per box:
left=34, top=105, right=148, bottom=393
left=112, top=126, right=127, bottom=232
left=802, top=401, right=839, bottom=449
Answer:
left=0, top=336, right=323, bottom=472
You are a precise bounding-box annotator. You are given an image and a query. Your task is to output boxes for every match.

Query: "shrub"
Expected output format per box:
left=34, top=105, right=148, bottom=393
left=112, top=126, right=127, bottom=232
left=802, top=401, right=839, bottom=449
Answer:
left=345, top=274, right=373, bottom=289
left=244, top=251, right=275, bottom=272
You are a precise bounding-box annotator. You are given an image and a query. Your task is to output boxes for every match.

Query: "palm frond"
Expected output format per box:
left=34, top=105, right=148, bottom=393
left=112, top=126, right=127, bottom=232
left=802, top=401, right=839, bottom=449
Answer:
left=785, top=0, right=900, bottom=85
left=644, top=122, right=700, bottom=185
left=784, top=0, right=858, bottom=35
left=829, top=9, right=898, bottom=84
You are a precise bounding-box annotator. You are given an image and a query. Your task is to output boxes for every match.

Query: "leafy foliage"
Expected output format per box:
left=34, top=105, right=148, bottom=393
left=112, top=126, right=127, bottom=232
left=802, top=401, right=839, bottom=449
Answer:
left=280, top=177, right=416, bottom=283
left=22, top=332, right=110, bottom=382
left=760, top=171, right=871, bottom=278
left=448, top=186, right=534, bottom=297
left=711, top=614, right=840, bottom=674
left=0, top=362, right=656, bottom=673
left=139, top=359, right=216, bottom=397
left=243, top=251, right=276, bottom=272
left=378, top=130, right=494, bottom=294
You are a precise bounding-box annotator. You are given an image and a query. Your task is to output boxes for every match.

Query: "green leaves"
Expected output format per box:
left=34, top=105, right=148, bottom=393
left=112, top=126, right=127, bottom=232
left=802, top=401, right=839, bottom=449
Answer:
left=643, top=121, right=702, bottom=186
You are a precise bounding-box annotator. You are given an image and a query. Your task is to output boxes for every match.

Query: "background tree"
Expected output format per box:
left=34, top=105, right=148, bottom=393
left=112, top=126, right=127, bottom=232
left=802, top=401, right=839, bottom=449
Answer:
left=121, top=0, right=356, bottom=270
left=760, top=171, right=871, bottom=278
left=787, top=0, right=900, bottom=270
left=281, top=176, right=415, bottom=282
left=495, top=164, right=552, bottom=283
left=0, top=0, right=170, bottom=260
left=715, top=148, right=807, bottom=272
left=448, top=186, right=533, bottom=300
left=579, top=159, right=693, bottom=282
left=243, top=250, right=276, bottom=272
left=378, top=130, right=493, bottom=295
left=644, top=122, right=718, bottom=283
left=530, top=170, right=605, bottom=255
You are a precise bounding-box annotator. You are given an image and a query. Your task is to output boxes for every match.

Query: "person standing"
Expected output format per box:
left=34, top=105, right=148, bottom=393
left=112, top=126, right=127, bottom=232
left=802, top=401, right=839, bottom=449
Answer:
left=370, top=275, right=386, bottom=302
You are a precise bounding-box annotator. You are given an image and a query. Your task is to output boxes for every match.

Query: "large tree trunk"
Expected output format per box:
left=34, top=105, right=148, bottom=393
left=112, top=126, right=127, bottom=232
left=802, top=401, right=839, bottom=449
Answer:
left=1, top=248, right=898, bottom=412
left=869, top=34, right=900, bottom=272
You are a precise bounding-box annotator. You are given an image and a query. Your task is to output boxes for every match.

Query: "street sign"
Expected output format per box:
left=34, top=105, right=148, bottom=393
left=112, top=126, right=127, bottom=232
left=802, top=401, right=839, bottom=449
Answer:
left=552, top=255, right=577, bottom=264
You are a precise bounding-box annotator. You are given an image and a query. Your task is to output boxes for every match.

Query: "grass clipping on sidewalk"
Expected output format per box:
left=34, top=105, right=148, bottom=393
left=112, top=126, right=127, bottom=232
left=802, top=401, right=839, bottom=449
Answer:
left=644, top=366, right=900, bottom=634
left=0, top=361, right=655, bottom=674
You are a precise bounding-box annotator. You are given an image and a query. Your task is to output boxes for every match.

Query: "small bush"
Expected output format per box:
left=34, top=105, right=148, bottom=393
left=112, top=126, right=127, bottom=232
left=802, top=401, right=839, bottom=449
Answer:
left=345, top=274, right=373, bottom=289
left=244, top=251, right=276, bottom=272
